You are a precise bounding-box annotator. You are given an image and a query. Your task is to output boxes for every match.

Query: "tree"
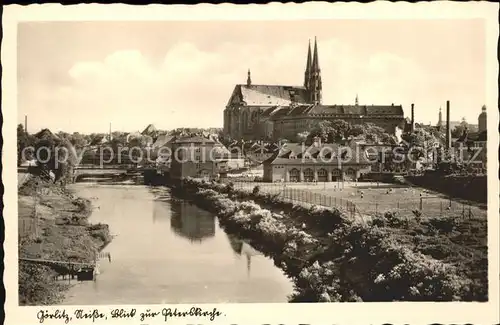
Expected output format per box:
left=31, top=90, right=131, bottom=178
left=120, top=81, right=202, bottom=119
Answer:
left=34, top=137, right=57, bottom=179
left=128, top=134, right=149, bottom=148
left=401, top=127, right=440, bottom=163
left=17, top=124, right=36, bottom=165
left=70, top=132, right=88, bottom=149
left=307, top=120, right=332, bottom=144
left=425, top=126, right=446, bottom=146
left=110, top=132, right=128, bottom=146
left=355, top=123, right=393, bottom=144
left=32, top=129, right=77, bottom=183
left=348, top=124, right=365, bottom=138
left=296, top=131, right=310, bottom=143
left=306, top=120, right=396, bottom=145
left=328, top=120, right=351, bottom=143
left=342, top=122, right=396, bottom=144
left=56, top=131, right=71, bottom=141
left=52, top=139, right=78, bottom=183
left=88, top=133, right=106, bottom=146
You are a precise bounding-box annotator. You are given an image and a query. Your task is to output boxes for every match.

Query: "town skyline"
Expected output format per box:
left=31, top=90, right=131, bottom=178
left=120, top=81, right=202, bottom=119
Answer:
left=18, top=19, right=487, bottom=134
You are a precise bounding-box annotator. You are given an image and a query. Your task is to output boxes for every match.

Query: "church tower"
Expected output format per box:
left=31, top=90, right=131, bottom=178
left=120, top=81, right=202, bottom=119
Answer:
left=437, top=107, right=443, bottom=129
left=308, top=37, right=323, bottom=104
left=304, top=40, right=312, bottom=90
left=246, top=69, right=252, bottom=87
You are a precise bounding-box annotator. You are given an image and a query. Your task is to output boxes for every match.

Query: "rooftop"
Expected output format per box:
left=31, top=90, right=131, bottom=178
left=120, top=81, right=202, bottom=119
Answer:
left=229, top=84, right=309, bottom=107
left=152, top=134, right=176, bottom=148
left=264, top=141, right=372, bottom=165
left=266, top=104, right=404, bottom=120
left=173, top=135, right=216, bottom=144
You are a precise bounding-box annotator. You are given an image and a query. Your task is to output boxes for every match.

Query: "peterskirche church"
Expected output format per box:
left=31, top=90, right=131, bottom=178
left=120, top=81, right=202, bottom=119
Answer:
left=223, top=38, right=406, bottom=141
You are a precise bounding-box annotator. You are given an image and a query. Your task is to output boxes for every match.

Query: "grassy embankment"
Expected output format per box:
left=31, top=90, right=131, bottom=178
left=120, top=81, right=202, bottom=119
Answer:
left=175, top=178, right=487, bottom=302
left=18, top=177, right=112, bottom=305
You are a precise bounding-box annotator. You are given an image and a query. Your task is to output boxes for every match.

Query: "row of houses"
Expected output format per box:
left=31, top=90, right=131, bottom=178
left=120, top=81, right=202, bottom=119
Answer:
left=166, top=134, right=405, bottom=182
left=166, top=130, right=487, bottom=182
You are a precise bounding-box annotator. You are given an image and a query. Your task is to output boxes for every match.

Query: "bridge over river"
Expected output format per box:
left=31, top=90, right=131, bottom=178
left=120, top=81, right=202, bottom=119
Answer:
left=72, top=165, right=150, bottom=182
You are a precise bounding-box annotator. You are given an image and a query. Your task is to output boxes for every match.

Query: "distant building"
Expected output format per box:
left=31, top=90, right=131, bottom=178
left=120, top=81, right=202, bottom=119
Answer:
left=453, top=130, right=486, bottom=171
left=223, top=38, right=406, bottom=141
left=245, top=141, right=276, bottom=163
left=152, top=134, right=177, bottom=169
left=478, top=105, right=487, bottom=133
left=215, top=154, right=246, bottom=171
left=437, top=107, right=443, bottom=130
left=169, top=135, right=218, bottom=180
left=452, top=105, right=488, bottom=172
left=262, top=140, right=372, bottom=182
left=211, top=143, right=245, bottom=172
left=141, top=124, right=158, bottom=136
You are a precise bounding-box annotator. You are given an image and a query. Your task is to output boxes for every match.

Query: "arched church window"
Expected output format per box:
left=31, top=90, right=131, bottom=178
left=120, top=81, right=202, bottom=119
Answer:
left=242, top=111, right=249, bottom=131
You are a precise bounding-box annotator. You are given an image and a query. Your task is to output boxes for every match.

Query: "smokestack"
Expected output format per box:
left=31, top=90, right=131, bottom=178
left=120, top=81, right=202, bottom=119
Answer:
left=410, top=103, right=415, bottom=132
left=446, top=100, right=451, bottom=148
left=24, top=115, right=28, bottom=134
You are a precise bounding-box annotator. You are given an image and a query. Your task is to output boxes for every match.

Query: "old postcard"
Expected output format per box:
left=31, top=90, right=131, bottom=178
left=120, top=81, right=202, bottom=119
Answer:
left=2, top=2, right=499, bottom=324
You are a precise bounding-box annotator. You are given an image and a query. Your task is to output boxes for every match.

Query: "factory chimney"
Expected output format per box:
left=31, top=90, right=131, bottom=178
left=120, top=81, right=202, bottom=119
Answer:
left=24, top=115, right=28, bottom=134
left=410, top=103, right=415, bottom=132
left=446, top=100, right=451, bottom=148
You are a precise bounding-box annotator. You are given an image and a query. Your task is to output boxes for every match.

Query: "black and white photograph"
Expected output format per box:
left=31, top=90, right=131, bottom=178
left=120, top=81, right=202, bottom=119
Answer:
left=2, top=2, right=499, bottom=324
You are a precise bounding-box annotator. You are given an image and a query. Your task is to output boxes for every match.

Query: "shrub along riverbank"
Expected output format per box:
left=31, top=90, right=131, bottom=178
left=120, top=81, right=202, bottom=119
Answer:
left=18, top=177, right=112, bottom=305
left=174, top=178, right=487, bottom=302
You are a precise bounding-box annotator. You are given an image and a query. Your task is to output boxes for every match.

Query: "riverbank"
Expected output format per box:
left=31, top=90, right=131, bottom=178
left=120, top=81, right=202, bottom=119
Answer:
left=174, top=178, right=487, bottom=302
left=18, top=177, right=113, bottom=305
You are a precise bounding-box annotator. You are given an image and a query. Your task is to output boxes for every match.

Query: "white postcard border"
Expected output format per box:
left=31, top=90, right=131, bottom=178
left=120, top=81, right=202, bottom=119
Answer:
left=2, top=2, right=499, bottom=324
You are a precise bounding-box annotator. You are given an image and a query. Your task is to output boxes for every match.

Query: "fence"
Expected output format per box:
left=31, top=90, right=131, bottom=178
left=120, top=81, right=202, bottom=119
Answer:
left=231, top=181, right=362, bottom=220
left=19, top=218, right=36, bottom=238
left=18, top=186, right=41, bottom=239
left=228, top=181, right=484, bottom=221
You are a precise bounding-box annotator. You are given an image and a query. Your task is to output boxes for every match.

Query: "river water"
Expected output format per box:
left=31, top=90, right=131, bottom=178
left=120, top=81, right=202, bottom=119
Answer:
left=63, top=182, right=293, bottom=304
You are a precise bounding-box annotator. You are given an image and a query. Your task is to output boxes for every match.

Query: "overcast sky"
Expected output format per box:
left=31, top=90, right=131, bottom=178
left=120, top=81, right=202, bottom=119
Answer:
left=17, top=19, right=486, bottom=134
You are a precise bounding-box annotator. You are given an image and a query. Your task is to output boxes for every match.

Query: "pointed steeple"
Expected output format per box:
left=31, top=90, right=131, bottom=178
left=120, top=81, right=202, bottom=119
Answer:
left=309, top=37, right=322, bottom=104
left=312, top=37, right=320, bottom=72
left=246, top=69, right=252, bottom=87
left=355, top=94, right=359, bottom=106
left=304, top=40, right=312, bottom=90
left=437, top=107, right=443, bottom=127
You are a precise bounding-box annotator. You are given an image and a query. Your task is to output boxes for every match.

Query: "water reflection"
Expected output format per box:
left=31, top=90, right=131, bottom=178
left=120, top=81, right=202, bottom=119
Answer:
left=152, top=191, right=173, bottom=224
left=227, top=234, right=244, bottom=255
left=169, top=201, right=216, bottom=243
left=64, top=184, right=293, bottom=304
left=227, top=235, right=261, bottom=277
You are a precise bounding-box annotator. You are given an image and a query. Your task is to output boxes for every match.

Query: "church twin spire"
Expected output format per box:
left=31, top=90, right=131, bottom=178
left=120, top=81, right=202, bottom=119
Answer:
left=304, top=40, right=312, bottom=90
left=245, top=38, right=322, bottom=104
left=304, top=37, right=322, bottom=104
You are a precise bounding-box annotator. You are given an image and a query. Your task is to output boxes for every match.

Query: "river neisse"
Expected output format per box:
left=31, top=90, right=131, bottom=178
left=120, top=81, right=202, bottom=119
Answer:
left=63, top=182, right=293, bottom=304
